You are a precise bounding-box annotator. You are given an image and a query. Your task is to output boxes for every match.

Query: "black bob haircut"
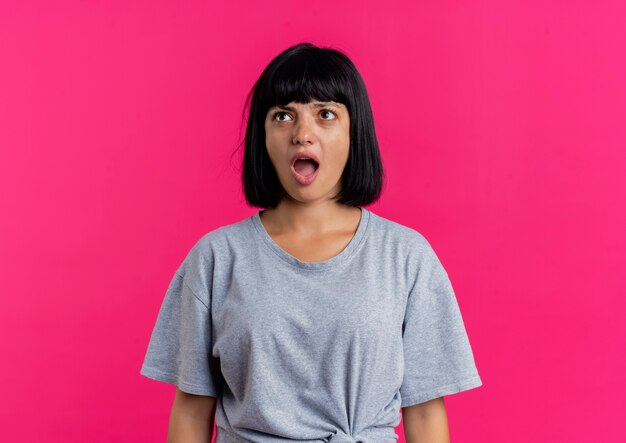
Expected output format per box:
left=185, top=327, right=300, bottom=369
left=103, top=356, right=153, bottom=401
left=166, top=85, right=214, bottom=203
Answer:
left=239, top=42, right=385, bottom=209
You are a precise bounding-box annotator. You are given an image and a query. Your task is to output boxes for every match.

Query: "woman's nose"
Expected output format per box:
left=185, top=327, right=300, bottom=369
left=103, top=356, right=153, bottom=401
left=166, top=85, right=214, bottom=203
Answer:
left=292, top=117, right=315, bottom=145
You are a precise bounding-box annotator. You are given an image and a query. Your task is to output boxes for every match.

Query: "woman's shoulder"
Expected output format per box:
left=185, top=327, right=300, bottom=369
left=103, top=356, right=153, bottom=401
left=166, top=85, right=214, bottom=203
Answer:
left=176, top=213, right=254, bottom=274
left=195, top=214, right=252, bottom=248
left=367, top=209, right=434, bottom=254
left=367, top=210, right=452, bottom=285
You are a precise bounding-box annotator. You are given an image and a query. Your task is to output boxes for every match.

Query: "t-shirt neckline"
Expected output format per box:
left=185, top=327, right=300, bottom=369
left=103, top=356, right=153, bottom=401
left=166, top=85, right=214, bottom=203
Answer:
left=250, top=207, right=371, bottom=271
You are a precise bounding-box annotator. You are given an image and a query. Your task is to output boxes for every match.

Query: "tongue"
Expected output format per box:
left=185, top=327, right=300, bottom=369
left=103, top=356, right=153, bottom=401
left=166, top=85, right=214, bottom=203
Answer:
left=294, top=159, right=318, bottom=177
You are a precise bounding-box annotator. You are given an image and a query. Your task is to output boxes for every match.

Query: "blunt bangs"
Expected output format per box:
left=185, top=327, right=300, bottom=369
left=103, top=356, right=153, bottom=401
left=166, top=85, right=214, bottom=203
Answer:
left=258, top=50, right=353, bottom=114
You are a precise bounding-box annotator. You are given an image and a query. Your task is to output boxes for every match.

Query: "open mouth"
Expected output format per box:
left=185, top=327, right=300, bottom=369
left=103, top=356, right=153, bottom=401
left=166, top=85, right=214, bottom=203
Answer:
left=290, top=157, right=320, bottom=185
left=292, top=158, right=319, bottom=177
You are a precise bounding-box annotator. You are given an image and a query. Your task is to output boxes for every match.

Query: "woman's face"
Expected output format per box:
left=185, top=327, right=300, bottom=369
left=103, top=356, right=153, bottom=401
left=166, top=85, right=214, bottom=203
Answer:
left=264, top=100, right=350, bottom=204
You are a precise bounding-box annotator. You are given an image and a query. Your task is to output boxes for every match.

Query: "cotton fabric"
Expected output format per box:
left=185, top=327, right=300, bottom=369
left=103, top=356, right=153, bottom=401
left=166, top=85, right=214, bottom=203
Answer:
left=140, top=207, right=482, bottom=442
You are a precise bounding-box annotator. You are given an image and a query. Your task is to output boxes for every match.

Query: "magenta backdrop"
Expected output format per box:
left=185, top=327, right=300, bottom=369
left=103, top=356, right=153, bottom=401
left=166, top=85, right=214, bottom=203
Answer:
left=1, top=1, right=624, bottom=442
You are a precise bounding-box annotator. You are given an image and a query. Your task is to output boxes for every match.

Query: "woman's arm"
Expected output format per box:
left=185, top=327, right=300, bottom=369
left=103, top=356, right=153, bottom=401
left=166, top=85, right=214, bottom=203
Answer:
left=167, top=387, right=217, bottom=443
left=402, top=397, right=450, bottom=443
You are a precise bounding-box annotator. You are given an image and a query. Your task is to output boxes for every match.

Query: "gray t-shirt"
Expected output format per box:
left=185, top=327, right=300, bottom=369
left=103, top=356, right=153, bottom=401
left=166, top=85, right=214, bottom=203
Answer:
left=140, top=207, right=482, bottom=442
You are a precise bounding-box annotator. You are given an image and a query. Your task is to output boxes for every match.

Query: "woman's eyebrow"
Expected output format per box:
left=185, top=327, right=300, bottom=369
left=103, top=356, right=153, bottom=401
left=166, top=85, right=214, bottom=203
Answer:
left=272, top=102, right=341, bottom=112
left=311, top=102, right=340, bottom=108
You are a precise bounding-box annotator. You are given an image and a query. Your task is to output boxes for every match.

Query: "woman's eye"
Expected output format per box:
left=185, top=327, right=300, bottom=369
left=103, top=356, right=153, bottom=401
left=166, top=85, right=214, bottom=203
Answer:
left=272, top=109, right=337, bottom=122
left=320, top=109, right=337, bottom=120
left=273, top=111, right=291, bottom=122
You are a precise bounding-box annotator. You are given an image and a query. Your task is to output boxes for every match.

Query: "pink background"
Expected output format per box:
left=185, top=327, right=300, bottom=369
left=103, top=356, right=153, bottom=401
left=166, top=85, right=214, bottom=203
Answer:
left=1, top=1, right=624, bottom=441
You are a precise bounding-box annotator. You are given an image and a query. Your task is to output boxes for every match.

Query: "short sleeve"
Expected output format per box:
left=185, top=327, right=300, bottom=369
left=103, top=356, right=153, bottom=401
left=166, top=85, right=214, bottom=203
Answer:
left=399, top=240, right=482, bottom=408
left=139, top=252, right=221, bottom=397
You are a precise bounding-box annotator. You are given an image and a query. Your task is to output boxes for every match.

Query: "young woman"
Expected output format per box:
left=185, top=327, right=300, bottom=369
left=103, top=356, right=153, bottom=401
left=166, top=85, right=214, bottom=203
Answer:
left=140, top=42, right=482, bottom=443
